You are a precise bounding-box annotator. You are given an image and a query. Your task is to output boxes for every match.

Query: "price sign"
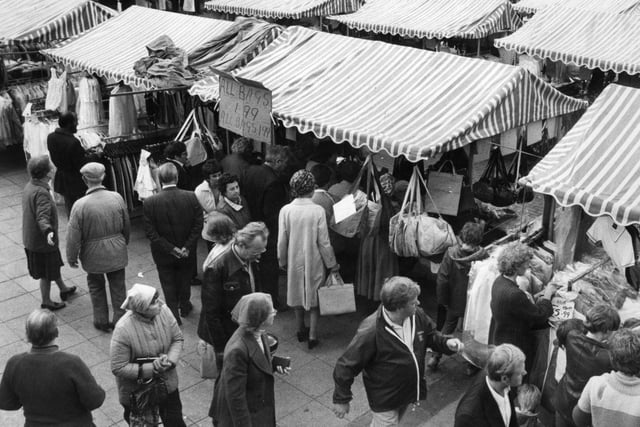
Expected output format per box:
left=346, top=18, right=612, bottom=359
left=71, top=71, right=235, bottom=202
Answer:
left=552, top=301, right=575, bottom=321
left=218, top=72, right=272, bottom=143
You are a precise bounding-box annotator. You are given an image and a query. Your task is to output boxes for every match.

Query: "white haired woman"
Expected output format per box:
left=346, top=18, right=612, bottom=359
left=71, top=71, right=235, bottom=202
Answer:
left=210, top=293, right=291, bottom=427
left=110, top=284, right=185, bottom=426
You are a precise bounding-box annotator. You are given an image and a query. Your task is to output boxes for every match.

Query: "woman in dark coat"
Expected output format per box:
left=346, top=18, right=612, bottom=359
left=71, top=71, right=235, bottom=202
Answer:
left=211, top=293, right=290, bottom=427
left=490, top=242, right=556, bottom=372
left=22, top=155, right=76, bottom=311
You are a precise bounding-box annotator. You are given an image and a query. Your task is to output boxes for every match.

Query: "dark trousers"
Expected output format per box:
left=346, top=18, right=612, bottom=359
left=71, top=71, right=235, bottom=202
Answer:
left=123, top=389, right=186, bottom=427
left=258, top=247, right=279, bottom=306
left=156, top=258, right=192, bottom=323
left=87, top=269, right=126, bottom=325
left=433, top=305, right=459, bottom=357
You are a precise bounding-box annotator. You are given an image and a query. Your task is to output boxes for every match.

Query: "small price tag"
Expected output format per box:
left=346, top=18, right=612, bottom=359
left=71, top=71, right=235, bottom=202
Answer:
left=552, top=301, right=575, bottom=321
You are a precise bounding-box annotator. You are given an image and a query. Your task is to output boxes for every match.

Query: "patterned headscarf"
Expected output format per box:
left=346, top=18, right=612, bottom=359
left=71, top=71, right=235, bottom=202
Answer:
left=380, top=173, right=395, bottom=196
left=289, top=169, right=316, bottom=198
left=120, top=283, right=157, bottom=313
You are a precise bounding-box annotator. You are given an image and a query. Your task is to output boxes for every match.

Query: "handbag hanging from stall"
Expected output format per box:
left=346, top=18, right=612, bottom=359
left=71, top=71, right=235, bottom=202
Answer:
left=473, top=146, right=516, bottom=207
left=175, top=108, right=222, bottom=167
left=318, top=272, right=356, bottom=316
left=425, top=160, right=464, bottom=216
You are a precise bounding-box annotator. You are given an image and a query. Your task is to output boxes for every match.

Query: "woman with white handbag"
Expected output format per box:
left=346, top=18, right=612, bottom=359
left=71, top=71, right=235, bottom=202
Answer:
left=278, top=170, right=339, bottom=350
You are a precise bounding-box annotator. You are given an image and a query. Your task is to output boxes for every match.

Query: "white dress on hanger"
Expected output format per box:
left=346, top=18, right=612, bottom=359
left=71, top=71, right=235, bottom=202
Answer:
left=108, top=84, right=138, bottom=137
left=77, top=76, right=104, bottom=127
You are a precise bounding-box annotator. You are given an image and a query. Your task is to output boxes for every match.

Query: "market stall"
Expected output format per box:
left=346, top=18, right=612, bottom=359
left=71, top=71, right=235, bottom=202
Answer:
left=327, top=0, right=521, bottom=55
left=513, top=0, right=640, bottom=16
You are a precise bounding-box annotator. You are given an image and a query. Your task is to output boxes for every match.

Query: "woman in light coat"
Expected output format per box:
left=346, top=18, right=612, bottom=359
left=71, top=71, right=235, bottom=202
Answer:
left=278, top=170, right=339, bottom=349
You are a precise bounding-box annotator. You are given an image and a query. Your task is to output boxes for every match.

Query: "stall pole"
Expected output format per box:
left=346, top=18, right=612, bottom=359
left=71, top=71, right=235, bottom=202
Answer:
left=553, top=206, right=582, bottom=270
left=467, top=141, right=476, bottom=183
left=542, top=195, right=555, bottom=241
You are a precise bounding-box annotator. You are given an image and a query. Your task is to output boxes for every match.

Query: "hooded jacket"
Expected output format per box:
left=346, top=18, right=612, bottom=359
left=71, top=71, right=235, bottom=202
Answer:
left=437, top=245, right=488, bottom=317
left=333, top=307, right=453, bottom=412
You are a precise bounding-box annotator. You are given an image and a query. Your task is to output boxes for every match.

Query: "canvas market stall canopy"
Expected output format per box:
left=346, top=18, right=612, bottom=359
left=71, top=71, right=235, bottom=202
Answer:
left=495, top=6, right=640, bottom=75
left=328, top=0, right=521, bottom=40
left=204, top=0, right=363, bottom=20
left=523, top=84, right=640, bottom=226
left=513, top=0, right=640, bottom=16
left=190, top=26, right=587, bottom=161
left=42, top=6, right=236, bottom=88
left=0, top=0, right=116, bottom=47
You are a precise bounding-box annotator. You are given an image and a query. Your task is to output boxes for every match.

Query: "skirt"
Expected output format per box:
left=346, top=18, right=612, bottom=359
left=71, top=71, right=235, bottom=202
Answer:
left=25, top=248, right=63, bottom=281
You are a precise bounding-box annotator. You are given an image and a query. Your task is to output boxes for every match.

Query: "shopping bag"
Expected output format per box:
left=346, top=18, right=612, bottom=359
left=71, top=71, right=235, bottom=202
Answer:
left=331, top=193, right=367, bottom=238
left=318, top=272, right=356, bottom=316
left=415, top=215, right=457, bottom=257
left=197, top=339, right=218, bottom=379
left=425, top=161, right=464, bottom=216
left=185, top=131, right=207, bottom=166
left=129, top=375, right=168, bottom=427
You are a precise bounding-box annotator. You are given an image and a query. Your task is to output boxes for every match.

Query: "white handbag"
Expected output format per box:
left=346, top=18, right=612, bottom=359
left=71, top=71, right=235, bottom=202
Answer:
left=318, top=272, right=356, bottom=316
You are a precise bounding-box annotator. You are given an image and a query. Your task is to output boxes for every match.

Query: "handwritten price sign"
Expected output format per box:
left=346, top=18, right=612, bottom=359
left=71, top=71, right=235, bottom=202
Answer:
left=218, top=73, right=272, bottom=144
left=552, top=301, right=575, bottom=321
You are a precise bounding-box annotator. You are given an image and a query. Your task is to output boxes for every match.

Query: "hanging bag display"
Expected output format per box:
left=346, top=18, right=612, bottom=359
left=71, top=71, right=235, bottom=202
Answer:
left=175, top=108, right=222, bottom=167
left=424, top=160, right=464, bottom=216
left=472, top=146, right=517, bottom=207
left=318, top=272, right=356, bottom=316
left=415, top=171, right=457, bottom=256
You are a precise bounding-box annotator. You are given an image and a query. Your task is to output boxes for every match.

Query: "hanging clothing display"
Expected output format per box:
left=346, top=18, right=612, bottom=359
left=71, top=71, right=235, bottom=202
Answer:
left=7, top=81, right=48, bottom=118
left=0, top=92, right=23, bottom=149
left=76, top=76, right=104, bottom=127
left=134, top=149, right=157, bottom=200
left=108, top=84, right=138, bottom=138
left=44, top=68, right=74, bottom=113
left=587, top=216, right=634, bottom=268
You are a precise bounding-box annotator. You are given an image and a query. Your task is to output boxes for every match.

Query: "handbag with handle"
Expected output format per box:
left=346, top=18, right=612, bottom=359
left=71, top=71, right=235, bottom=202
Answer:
left=318, top=272, right=356, bottom=316
left=425, top=160, right=464, bottom=216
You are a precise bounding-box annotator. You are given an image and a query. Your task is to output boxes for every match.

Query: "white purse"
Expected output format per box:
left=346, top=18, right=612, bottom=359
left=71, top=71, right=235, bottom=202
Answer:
left=318, top=272, right=356, bottom=316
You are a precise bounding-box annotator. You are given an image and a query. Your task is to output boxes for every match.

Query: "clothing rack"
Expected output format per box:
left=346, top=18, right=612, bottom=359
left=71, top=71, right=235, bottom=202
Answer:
left=109, top=85, right=190, bottom=97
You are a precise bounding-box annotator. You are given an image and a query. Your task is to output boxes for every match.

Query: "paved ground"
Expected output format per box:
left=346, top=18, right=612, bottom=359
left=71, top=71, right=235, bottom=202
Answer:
left=0, top=146, right=473, bottom=426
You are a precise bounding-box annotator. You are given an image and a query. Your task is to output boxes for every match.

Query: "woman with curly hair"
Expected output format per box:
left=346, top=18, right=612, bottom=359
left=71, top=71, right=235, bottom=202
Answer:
left=490, top=242, right=556, bottom=372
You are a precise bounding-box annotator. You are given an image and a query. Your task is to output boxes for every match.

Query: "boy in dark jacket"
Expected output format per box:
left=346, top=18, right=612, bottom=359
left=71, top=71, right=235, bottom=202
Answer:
left=332, top=276, right=463, bottom=425
left=429, top=222, right=487, bottom=370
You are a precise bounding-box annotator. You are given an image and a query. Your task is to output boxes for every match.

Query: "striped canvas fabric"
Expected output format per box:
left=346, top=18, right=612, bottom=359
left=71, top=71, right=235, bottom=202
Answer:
left=203, top=0, right=362, bottom=19
left=495, top=6, right=640, bottom=75
left=328, top=0, right=521, bottom=39
left=523, top=84, right=640, bottom=225
left=190, top=26, right=587, bottom=161
left=43, top=7, right=234, bottom=89
left=513, top=0, right=640, bottom=15
left=0, top=0, right=116, bottom=45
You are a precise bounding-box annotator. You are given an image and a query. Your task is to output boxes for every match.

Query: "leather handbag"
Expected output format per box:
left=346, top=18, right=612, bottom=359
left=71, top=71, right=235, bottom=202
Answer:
left=318, top=272, right=356, bottom=316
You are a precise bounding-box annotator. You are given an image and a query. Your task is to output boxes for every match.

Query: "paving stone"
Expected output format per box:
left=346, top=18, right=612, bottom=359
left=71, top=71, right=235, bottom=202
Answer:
left=66, top=340, right=110, bottom=367
left=0, top=322, right=22, bottom=347
left=179, top=380, right=215, bottom=423
left=274, top=377, right=314, bottom=419
left=278, top=399, right=349, bottom=427
left=281, top=358, right=335, bottom=398
left=0, top=293, right=40, bottom=321
left=13, top=274, right=40, bottom=293
left=0, top=280, right=26, bottom=302
left=53, top=294, right=95, bottom=323
left=57, top=323, right=88, bottom=350
left=0, top=260, right=30, bottom=280
left=318, top=376, right=369, bottom=422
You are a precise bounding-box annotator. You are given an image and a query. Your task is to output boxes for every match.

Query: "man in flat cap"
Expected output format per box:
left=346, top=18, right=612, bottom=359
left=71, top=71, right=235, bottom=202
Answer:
left=66, top=162, right=130, bottom=332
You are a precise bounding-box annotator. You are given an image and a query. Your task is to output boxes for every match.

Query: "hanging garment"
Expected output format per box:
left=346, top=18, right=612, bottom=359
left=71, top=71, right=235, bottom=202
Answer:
left=183, top=0, right=195, bottom=12
left=134, top=149, right=157, bottom=200
left=76, top=76, right=104, bottom=127
left=45, top=68, right=64, bottom=111
left=587, top=216, right=634, bottom=268
left=0, top=93, right=23, bottom=149
left=108, top=84, right=138, bottom=137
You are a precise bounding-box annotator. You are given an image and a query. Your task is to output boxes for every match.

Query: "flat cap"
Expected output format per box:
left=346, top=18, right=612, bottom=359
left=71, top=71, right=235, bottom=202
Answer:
left=80, top=162, right=106, bottom=180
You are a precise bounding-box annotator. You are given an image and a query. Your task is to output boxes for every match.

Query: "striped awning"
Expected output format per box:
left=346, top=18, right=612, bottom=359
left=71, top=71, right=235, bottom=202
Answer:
left=523, top=84, right=640, bottom=225
left=495, top=6, right=640, bottom=75
left=43, top=7, right=234, bottom=89
left=204, top=0, right=362, bottom=19
left=0, top=0, right=116, bottom=45
left=328, top=0, right=521, bottom=40
left=189, top=26, right=587, bottom=161
left=513, top=0, right=640, bottom=15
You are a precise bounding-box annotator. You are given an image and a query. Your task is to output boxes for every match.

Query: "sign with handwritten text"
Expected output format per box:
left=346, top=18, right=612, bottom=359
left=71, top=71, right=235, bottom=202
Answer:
left=218, top=72, right=272, bottom=144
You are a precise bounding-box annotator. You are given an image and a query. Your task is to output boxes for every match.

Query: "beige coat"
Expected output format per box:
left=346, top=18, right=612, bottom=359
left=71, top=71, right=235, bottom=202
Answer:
left=278, top=198, right=337, bottom=310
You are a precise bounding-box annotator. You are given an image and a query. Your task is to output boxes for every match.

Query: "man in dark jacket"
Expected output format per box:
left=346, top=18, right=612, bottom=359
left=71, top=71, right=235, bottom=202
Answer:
left=46, top=112, right=93, bottom=215
left=198, top=222, right=267, bottom=368
left=454, top=343, right=524, bottom=427
left=429, top=222, right=487, bottom=370
left=143, top=163, right=203, bottom=324
left=242, top=145, right=289, bottom=308
left=332, top=276, right=463, bottom=425
left=164, top=141, right=195, bottom=191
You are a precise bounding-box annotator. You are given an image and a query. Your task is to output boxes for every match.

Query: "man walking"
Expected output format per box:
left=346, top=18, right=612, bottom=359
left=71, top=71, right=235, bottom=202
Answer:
left=47, top=112, right=94, bottom=215
left=242, top=145, right=289, bottom=308
left=198, top=222, right=268, bottom=368
left=454, top=344, right=525, bottom=427
left=143, top=163, right=203, bottom=324
left=66, top=163, right=130, bottom=332
left=332, top=276, right=463, bottom=426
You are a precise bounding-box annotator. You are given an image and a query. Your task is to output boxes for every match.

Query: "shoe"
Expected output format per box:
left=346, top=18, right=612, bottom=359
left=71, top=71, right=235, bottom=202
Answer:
left=94, top=323, right=113, bottom=333
left=308, top=339, right=319, bottom=350
left=180, top=302, right=193, bottom=317
left=41, top=301, right=65, bottom=311
left=297, top=327, right=310, bottom=342
left=427, top=354, right=441, bottom=371
left=190, top=278, right=202, bottom=287
left=60, top=286, right=77, bottom=301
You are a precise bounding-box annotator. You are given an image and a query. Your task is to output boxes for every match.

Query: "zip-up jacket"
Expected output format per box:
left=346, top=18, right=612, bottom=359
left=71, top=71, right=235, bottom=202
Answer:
left=333, top=307, right=453, bottom=412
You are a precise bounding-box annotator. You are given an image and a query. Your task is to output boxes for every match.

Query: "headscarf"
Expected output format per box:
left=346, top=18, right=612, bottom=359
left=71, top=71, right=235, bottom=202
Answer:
left=121, top=283, right=157, bottom=313
left=231, top=293, right=273, bottom=330
left=379, top=173, right=395, bottom=196
left=289, top=169, right=315, bottom=198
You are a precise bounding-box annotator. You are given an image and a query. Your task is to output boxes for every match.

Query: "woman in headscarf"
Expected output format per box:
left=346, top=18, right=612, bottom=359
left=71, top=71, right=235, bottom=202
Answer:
left=278, top=170, right=339, bottom=349
left=110, top=284, right=186, bottom=427
left=210, top=293, right=290, bottom=427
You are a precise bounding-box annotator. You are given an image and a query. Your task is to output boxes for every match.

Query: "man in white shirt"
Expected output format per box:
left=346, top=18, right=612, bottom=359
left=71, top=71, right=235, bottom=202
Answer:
left=454, top=343, right=524, bottom=427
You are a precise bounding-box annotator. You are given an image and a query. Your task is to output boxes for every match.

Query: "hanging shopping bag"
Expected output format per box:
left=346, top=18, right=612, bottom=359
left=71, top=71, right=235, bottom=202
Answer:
left=318, top=272, right=356, bottom=316
left=415, top=171, right=457, bottom=256
left=425, top=161, right=464, bottom=216
left=388, top=169, right=421, bottom=257
left=331, top=157, right=373, bottom=238
left=197, top=339, right=218, bottom=379
left=473, top=146, right=516, bottom=207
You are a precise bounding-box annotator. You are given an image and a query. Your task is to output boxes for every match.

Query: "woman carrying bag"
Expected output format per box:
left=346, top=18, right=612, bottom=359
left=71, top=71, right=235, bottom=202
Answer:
left=278, top=170, right=339, bottom=350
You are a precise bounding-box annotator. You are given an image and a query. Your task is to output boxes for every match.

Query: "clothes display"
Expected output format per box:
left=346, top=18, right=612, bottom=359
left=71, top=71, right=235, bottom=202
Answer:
left=587, top=216, right=635, bottom=268
left=76, top=76, right=104, bottom=127
left=145, top=90, right=192, bottom=127
left=108, top=84, right=138, bottom=137
left=7, top=81, right=47, bottom=118
left=44, top=68, right=74, bottom=113
left=133, top=35, right=193, bottom=88
left=133, top=149, right=157, bottom=200
left=0, top=92, right=23, bottom=149
left=23, top=116, right=57, bottom=157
